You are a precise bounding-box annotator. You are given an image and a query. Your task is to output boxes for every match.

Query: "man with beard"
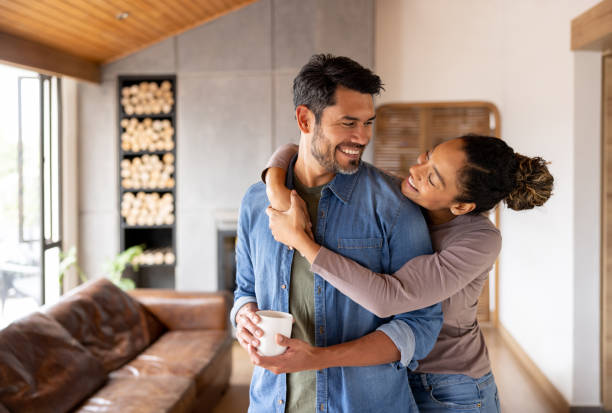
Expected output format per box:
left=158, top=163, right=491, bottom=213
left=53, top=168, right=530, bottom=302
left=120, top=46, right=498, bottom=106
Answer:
left=231, top=54, right=443, bottom=413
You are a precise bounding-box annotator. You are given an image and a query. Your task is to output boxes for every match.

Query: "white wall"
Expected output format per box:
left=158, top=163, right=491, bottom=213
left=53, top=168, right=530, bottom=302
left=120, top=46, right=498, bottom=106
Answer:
left=375, top=0, right=601, bottom=406
left=61, top=77, right=79, bottom=291
left=572, top=49, right=601, bottom=406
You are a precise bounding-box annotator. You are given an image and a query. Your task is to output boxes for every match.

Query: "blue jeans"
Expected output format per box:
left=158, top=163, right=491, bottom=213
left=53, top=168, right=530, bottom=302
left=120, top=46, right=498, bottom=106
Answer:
left=408, top=371, right=501, bottom=412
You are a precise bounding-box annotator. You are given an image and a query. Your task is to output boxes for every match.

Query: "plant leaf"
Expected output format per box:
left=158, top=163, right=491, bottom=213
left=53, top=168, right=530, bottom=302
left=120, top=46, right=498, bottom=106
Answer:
left=104, top=244, right=144, bottom=290
left=117, top=278, right=136, bottom=291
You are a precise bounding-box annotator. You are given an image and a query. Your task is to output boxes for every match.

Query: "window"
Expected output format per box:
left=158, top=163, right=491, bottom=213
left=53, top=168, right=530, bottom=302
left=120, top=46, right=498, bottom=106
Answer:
left=0, top=64, right=62, bottom=328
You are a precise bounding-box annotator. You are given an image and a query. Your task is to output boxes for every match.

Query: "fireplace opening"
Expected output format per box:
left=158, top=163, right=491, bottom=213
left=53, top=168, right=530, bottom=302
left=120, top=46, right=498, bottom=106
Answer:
left=217, top=229, right=237, bottom=293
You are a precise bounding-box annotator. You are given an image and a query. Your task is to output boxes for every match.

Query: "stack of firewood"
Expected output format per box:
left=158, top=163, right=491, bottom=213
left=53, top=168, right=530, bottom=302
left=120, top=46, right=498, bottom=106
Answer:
left=121, top=153, right=175, bottom=189
left=121, top=118, right=174, bottom=152
left=121, top=81, right=173, bottom=115
left=132, top=247, right=176, bottom=266
left=121, top=192, right=174, bottom=226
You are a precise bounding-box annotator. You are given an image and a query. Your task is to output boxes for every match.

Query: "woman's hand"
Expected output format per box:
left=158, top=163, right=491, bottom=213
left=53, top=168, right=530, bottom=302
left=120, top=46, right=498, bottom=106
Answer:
left=266, top=190, right=313, bottom=248
left=247, top=334, right=321, bottom=374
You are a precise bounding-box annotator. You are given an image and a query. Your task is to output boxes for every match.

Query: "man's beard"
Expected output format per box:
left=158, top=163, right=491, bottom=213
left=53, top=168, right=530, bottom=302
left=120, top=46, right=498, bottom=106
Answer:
left=310, top=125, right=363, bottom=175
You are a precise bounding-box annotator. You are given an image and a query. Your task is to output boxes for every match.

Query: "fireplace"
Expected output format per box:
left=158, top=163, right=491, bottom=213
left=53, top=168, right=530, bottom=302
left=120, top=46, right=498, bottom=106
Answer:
left=217, top=229, right=236, bottom=292
left=215, top=210, right=238, bottom=293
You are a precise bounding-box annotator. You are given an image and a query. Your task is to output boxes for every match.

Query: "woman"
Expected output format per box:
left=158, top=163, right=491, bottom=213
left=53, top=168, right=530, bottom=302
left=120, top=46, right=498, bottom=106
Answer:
left=261, top=134, right=553, bottom=412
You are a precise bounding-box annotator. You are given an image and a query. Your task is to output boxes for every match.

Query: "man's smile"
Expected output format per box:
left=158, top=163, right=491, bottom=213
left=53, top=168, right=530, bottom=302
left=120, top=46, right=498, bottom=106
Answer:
left=336, top=144, right=363, bottom=160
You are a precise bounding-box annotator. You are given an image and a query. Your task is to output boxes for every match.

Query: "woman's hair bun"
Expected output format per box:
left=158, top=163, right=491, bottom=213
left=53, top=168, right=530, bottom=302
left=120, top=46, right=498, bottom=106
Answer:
left=505, top=154, right=554, bottom=211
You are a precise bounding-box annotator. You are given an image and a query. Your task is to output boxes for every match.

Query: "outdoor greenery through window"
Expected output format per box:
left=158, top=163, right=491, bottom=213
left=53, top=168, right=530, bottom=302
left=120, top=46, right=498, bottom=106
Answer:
left=0, top=64, right=62, bottom=328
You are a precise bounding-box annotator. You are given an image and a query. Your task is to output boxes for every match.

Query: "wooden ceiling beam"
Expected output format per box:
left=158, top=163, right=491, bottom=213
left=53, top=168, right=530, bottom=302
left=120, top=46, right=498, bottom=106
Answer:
left=0, top=31, right=100, bottom=83
left=572, top=0, right=612, bottom=51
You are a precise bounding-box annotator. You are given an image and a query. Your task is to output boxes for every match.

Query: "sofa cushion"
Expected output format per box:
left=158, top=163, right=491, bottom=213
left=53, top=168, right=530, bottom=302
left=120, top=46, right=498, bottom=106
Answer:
left=129, top=290, right=231, bottom=330
left=110, top=330, right=232, bottom=392
left=0, top=312, right=106, bottom=413
left=45, top=278, right=165, bottom=373
left=74, top=376, right=196, bottom=413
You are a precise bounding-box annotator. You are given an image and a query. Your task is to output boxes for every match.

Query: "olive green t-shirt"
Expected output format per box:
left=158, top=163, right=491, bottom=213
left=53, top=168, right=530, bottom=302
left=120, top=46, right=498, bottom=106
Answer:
left=286, top=176, right=323, bottom=413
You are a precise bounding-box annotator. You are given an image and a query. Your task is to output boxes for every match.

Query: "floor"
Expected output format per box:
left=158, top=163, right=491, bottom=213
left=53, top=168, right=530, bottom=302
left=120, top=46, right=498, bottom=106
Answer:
left=212, top=339, right=251, bottom=413
left=213, top=325, right=562, bottom=413
left=482, top=325, right=561, bottom=413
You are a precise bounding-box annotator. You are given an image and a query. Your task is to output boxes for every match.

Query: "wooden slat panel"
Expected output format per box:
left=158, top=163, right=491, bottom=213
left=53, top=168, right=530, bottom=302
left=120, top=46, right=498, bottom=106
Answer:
left=0, top=11, right=110, bottom=62
left=373, top=101, right=500, bottom=323
left=78, top=0, right=166, bottom=38
left=374, top=105, right=421, bottom=176
left=429, top=107, right=491, bottom=146
left=477, top=279, right=490, bottom=322
left=109, top=0, right=185, bottom=32
left=0, top=0, right=258, bottom=66
left=9, top=0, right=144, bottom=53
left=56, top=0, right=153, bottom=43
left=374, top=103, right=495, bottom=176
left=179, top=0, right=212, bottom=16
left=101, top=0, right=177, bottom=36
left=0, top=2, right=118, bottom=55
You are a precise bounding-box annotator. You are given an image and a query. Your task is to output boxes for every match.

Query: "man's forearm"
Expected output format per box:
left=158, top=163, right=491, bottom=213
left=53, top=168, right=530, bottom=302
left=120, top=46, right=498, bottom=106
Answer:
left=314, top=331, right=400, bottom=369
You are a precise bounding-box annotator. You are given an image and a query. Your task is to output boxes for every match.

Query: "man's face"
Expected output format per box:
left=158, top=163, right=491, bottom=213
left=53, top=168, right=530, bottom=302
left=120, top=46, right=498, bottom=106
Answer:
left=310, top=86, right=375, bottom=175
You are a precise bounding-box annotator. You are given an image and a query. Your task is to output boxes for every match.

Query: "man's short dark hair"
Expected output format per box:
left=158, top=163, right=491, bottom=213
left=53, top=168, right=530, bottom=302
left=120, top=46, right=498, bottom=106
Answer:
left=293, top=54, right=384, bottom=123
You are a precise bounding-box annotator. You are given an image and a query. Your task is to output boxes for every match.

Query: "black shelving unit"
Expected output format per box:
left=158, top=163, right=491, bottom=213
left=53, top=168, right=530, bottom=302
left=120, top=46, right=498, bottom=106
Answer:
left=118, top=75, right=177, bottom=289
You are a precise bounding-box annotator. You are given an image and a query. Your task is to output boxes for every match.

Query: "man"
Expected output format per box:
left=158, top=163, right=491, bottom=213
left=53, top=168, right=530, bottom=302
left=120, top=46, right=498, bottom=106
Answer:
left=231, top=54, right=442, bottom=413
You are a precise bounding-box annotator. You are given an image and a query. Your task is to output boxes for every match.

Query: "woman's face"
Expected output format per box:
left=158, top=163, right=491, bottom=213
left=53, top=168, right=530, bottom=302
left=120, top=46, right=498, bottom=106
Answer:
left=400, top=138, right=467, bottom=212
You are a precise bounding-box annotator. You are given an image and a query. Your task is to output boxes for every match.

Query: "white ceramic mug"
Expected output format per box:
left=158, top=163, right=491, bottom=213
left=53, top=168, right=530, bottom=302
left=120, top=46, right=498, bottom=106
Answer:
left=255, top=310, right=293, bottom=356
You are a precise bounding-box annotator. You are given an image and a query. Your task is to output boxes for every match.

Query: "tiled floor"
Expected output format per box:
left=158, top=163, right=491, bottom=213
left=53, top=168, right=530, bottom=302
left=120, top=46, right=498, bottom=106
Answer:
left=214, top=325, right=562, bottom=413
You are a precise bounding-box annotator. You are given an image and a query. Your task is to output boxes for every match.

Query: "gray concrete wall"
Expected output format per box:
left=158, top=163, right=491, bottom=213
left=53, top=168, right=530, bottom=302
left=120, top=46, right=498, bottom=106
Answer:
left=78, top=0, right=374, bottom=291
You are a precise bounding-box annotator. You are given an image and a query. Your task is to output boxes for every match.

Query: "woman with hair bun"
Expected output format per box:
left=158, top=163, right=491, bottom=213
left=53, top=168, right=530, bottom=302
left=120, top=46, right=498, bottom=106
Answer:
left=261, top=134, right=553, bottom=413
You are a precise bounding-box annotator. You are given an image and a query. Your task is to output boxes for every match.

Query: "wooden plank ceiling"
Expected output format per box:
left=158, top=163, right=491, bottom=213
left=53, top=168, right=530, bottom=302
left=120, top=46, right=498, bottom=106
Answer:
left=0, top=0, right=258, bottom=81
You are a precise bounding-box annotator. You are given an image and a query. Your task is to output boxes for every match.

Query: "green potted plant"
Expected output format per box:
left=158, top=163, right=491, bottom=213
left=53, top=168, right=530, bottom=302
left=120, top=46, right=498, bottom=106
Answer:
left=59, top=246, right=87, bottom=288
left=59, top=244, right=145, bottom=291
left=103, top=244, right=145, bottom=291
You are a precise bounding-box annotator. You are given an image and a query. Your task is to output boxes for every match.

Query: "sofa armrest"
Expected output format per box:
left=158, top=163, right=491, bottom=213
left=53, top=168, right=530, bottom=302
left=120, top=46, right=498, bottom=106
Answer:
left=128, top=289, right=232, bottom=331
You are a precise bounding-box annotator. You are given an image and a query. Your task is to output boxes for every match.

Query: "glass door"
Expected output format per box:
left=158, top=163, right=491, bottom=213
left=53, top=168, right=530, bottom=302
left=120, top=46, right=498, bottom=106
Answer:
left=0, top=65, right=62, bottom=328
left=41, top=75, right=62, bottom=306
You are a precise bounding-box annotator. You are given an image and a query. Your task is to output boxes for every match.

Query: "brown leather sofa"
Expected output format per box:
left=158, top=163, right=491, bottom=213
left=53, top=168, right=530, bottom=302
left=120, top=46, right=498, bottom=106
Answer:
left=0, top=278, right=233, bottom=413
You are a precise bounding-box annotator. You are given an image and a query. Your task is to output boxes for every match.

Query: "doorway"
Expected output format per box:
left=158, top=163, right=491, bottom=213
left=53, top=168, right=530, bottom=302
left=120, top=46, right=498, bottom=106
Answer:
left=0, top=64, right=63, bottom=328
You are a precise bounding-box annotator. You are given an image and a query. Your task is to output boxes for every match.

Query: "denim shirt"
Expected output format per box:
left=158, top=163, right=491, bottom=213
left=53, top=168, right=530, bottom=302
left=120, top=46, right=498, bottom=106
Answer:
left=231, top=157, right=443, bottom=413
